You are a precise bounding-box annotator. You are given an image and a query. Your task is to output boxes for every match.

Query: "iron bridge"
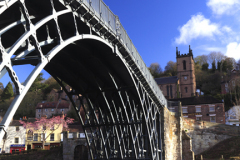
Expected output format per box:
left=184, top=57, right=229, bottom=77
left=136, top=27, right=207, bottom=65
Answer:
left=0, top=0, right=168, bottom=159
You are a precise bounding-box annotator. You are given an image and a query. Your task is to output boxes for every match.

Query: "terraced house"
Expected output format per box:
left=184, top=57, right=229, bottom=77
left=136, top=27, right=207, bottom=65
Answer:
left=0, top=120, right=26, bottom=153
left=25, top=118, right=63, bottom=150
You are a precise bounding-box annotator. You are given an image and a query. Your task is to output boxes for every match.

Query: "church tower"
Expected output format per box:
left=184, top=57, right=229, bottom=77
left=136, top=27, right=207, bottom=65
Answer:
left=176, top=45, right=196, bottom=98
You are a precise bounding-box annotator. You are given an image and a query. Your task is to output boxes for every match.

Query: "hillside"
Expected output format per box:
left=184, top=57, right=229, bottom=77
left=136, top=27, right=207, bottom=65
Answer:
left=195, top=136, right=240, bottom=160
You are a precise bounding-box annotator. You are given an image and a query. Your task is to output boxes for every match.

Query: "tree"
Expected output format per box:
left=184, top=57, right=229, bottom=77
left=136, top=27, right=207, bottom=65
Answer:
left=0, top=82, right=4, bottom=96
left=164, top=61, right=177, bottom=76
left=201, top=72, right=222, bottom=96
left=202, top=63, right=209, bottom=71
left=194, top=55, right=208, bottom=66
left=211, top=62, right=216, bottom=73
left=43, top=77, right=61, bottom=95
left=1, top=82, right=14, bottom=101
left=19, top=115, right=74, bottom=149
left=29, top=73, right=48, bottom=93
left=148, top=63, right=163, bottom=78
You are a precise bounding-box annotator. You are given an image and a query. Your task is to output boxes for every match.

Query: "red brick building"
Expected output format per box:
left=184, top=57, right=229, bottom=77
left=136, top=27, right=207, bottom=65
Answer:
left=170, top=96, right=225, bottom=124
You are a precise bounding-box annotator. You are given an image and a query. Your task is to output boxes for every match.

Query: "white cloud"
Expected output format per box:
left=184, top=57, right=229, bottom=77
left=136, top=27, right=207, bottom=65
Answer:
left=207, top=0, right=240, bottom=16
left=175, top=13, right=220, bottom=45
left=226, top=42, right=240, bottom=60
left=221, top=26, right=232, bottom=33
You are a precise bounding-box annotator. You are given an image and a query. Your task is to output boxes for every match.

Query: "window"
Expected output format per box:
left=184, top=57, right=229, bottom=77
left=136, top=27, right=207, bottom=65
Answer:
left=61, top=133, right=63, bottom=142
left=15, top=137, right=19, bottom=144
left=195, top=106, right=201, bottom=112
left=50, top=125, right=54, bottom=130
left=196, top=117, right=202, bottom=121
left=182, top=107, right=188, bottom=113
left=16, top=126, right=19, bottom=131
left=51, top=109, right=54, bottom=112
left=167, top=85, right=169, bottom=97
left=33, top=133, right=38, bottom=141
left=39, top=114, right=41, bottom=118
left=41, top=133, right=46, bottom=141
left=209, top=105, right=215, bottom=112
left=45, top=109, right=48, bottom=112
left=210, top=116, right=216, bottom=122
left=183, top=60, right=186, bottom=70
left=170, top=85, right=173, bottom=99
left=169, top=107, right=175, bottom=112
left=185, top=87, right=188, bottom=93
left=79, top=133, right=85, bottom=138
left=50, top=134, right=54, bottom=141
left=38, top=109, right=41, bottom=112
left=68, top=133, right=73, bottom=138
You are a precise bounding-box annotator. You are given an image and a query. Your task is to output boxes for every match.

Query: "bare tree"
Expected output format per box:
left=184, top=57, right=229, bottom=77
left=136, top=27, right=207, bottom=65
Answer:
left=194, top=55, right=208, bottom=66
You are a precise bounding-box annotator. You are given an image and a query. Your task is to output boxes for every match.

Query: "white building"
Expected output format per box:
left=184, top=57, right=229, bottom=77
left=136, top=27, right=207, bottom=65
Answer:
left=0, top=120, right=26, bottom=153
left=225, top=106, right=240, bottom=126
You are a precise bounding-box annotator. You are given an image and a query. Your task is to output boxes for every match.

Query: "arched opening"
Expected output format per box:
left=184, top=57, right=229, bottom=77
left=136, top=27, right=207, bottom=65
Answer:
left=74, top=145, right=88, bottom=160
left=183, top=60, right=186, bottom=70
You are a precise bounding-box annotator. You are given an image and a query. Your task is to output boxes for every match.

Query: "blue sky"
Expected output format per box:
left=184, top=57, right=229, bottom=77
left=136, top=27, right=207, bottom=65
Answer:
left=1, top=0, right=240, bottom=87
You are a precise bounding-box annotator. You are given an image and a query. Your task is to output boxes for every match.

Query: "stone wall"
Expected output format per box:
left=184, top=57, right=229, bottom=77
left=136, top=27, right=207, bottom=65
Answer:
left=182, top=131, right=194, bottom=160
left=161, top=103, right=182, bottom=160
left=182, top=117, right=240, bottom=155
left=63, top=131, right=89, bottom=160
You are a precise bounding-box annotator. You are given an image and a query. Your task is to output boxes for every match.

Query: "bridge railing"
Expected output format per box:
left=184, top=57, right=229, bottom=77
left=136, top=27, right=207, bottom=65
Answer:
left=79, top=0, right=167, bottom=107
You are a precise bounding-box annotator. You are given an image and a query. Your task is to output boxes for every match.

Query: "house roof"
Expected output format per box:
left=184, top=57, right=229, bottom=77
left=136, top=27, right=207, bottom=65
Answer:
left=170, top=96, right=223, bottom=106
left=9, top=120, right=23, bottom=126
left=36, top=101, right=70, bottom=109
left=63, top=122, right=83, bottom=132
left=155, top=76, right=178, bottom=85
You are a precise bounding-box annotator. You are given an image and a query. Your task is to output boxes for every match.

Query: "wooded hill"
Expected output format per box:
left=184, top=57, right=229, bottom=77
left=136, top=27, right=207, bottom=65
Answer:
left=0, top=73, right=78, bottom=120
left=149, top=52, right=240, bottom=111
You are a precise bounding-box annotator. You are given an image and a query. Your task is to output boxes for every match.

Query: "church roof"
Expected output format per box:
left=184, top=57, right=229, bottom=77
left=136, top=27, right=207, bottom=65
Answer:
left=170, top=96, right=223, bottom=106
left=155, top=76, right=178, bottom=85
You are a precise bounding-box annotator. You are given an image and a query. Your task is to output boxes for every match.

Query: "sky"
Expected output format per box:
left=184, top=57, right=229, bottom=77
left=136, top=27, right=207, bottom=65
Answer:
left=1, top=0, right=240, bottom=87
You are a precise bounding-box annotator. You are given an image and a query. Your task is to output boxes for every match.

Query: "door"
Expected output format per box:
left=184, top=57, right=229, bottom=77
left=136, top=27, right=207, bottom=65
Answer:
left=27, top=145, right=31, bottom=150
left=74, top=145, right=88, bottom=160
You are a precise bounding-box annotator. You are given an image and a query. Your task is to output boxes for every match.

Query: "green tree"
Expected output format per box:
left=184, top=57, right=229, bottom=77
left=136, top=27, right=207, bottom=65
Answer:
left=211, top=62, right=216, bottom=73
left=43, top=77, right=61, bottom=99
left=1, top=82, right=13, bottom=101
left=29, top=73, right=47, bottom=93
left=0, top=82, right=4, bottom=96
left=148, top=63, right=163, bottom=78
left=164, top=61, right=177, bottom=76
left=66, top=107, right=79, bottom=121
left=202, top=63, right=209, bottom=71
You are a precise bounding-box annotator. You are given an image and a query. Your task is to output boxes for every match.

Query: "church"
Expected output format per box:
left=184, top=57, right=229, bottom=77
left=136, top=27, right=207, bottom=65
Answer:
left=155, top=45, right=196, bottom=99
left=155, top=46, right=225, bottom=124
